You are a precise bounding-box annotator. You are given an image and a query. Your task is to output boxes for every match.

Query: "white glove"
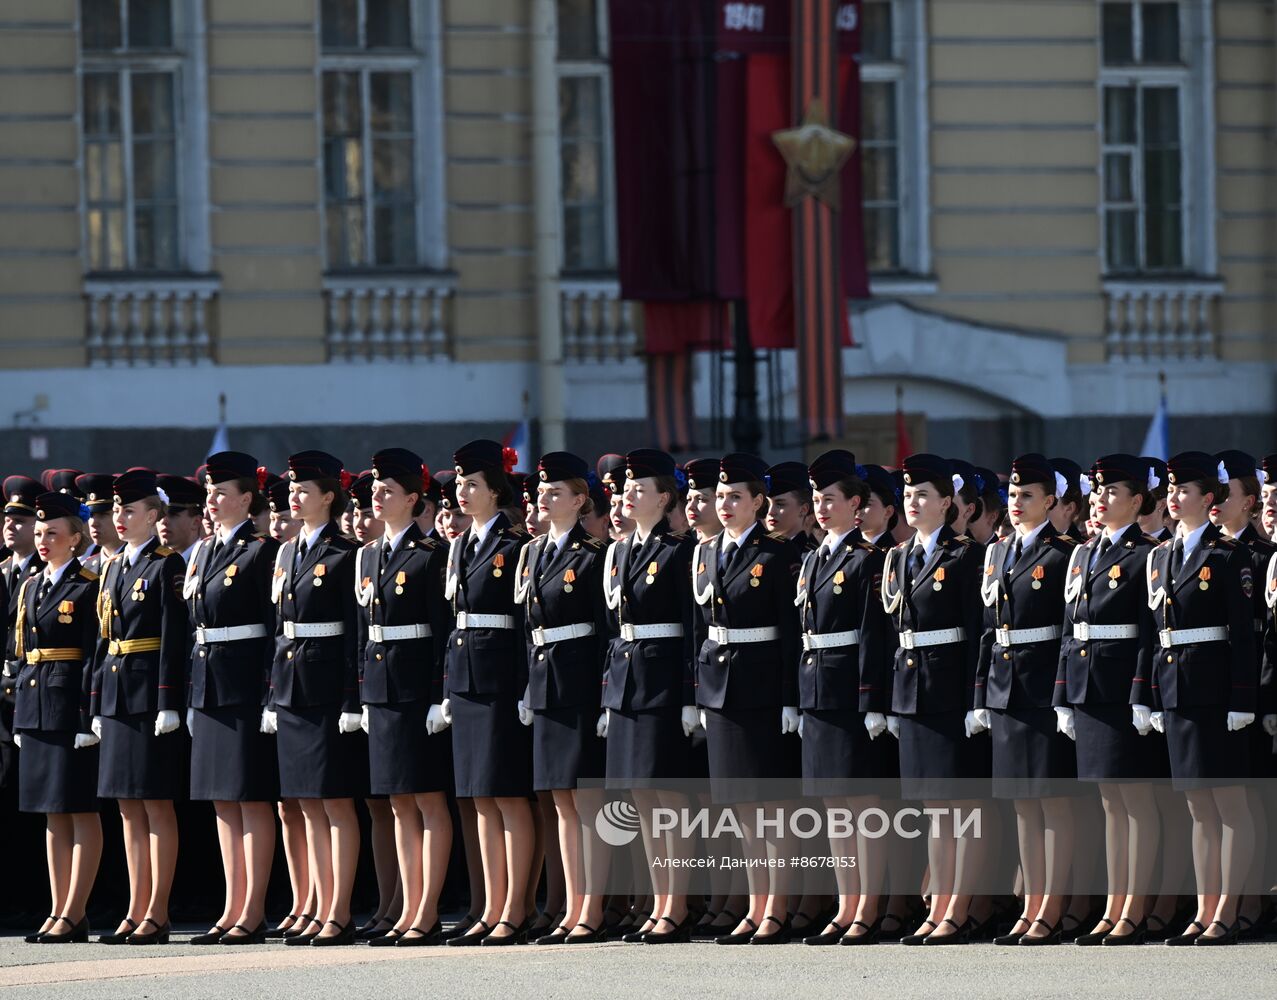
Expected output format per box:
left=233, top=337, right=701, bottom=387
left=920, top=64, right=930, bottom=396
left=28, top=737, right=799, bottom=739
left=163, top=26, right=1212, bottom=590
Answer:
left=74, top=732, right=100, bottom=749
left=1, top=661, right=12, bottom=678
left=440, top=698, right=453, bottom=725
left=781, top=706, right=800, bottom=734
left=360, top=705, right=370, bottom=733
left=886, top=715, right=900, bottom=740
left=595, top=710, right=609, bottom=738
left=1132, top=705, right=1152, bottom=736
left=699, top=709, right=708, bottom=731
left=964, top=710, right=988, bottom=738
left=517, top=700, right=534, bottom=726
left=91, top=716, right=103, bottom=740
left=185, top=707, right=195, bottom=735
left=1226, top=711, right=1255, bottom=732
left=338, top=712, right=362, bottom=734
left=155, top=710, right=180, bottom=736
left=798, top=714, right=805, bottom=739
left=12, top=733, right=20, bottom=748
left=260, top=708, right=278, bottom=735
left=974, top=708, right=991, bottom=730
left=864, top=712, right=887, bottom=741
left=426, top=703, right=449, bottom=735
left=1054, top=706, right=1076, bottom=741
left=1150, top=711, right=1164, bottom=734
left=1263, top=715, right=1277, bottom=737
left=680, top=706, right=700, bottom=738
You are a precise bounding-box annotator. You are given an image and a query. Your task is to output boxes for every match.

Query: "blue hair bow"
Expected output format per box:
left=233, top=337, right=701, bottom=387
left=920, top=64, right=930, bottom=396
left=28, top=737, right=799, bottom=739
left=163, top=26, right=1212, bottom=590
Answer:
left=763, top=473, right=772, bottom=493
left=854, top=464, right=867, bottom=480
left=78, top=503, right=92, bottom=521
left=972, top=473, right=986, bottom=494
left=673, top=468, right=688, bottom=491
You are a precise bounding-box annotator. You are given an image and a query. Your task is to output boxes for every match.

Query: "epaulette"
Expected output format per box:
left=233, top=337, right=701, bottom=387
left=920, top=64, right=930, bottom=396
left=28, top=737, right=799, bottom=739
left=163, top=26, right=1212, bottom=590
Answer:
left=418, top=536, right=440, bottom=550
left=1142, top=534, right=1162, bottom=546
left=155, top=546, right=174, bottom=557
left=946, top=536, right=971, bottom=547
left=857, top=541, right=876, bottom=551
left=768, top=531, right=787, bottom=542
left=253, top=532, right=268, bottom=540
left=583, top=536, right=606, bottom=550
left=78, top=567, right=98, bottom=581
left=953, top=533, right=971, bottom=543
left=665, top=530, right=687, bottom=540
left=1211, top=536, right=1237, bottom=549
left=1053, top=534, right=1078, bottom=547
left=506, top=525, right=528, bottom=538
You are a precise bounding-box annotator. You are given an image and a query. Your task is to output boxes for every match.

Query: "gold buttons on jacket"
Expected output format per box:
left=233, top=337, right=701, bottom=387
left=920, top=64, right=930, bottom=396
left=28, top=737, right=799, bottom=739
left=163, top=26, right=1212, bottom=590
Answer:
left=1002, top=652, right=1011, bottom=661
left=1079, top=650, right=1087, bottom=658
left=29, top=679, right=35, bottom=687
left=376, top=654, right=383, bottom=661
left=1166, top=655, right=1174, bottom=663
left=718, top=654, right=726, bottom=663
left=538, top=653, right=545, bottom=661
left=456, top=639, right=463, bottom=647
left=906, top=658, right=915, bottom=667
left=286, top=651, right=294, bottom=660
left=111, top=665, right=118, bottom=672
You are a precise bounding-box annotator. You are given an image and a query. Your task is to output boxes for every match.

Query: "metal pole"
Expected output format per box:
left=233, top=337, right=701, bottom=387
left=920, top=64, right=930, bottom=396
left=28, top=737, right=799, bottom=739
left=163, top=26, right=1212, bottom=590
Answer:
left=731, top=303, right=762, bottom=454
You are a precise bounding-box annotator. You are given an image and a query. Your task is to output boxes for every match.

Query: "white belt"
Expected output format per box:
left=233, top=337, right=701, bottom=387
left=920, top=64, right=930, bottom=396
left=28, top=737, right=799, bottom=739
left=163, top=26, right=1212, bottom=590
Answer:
left=803, top=629, right=861, bottom=651
left=994, top=625, right=1062, bottom=647
left=194, top=624, right=269, bottom=645
left=707, top=625, right=779, bottom=645
left=455, top=612, right=516, bottom=630
left=1073, top=622, right=1138, bottom=641
left=620, top=623, right=683, bottom=642
left=1159, top=626, right=1228, bottom=648
left=898, top=627, right=965, bottom=650
left=531, top=622, right=596, bottom=646
left=283, top=620, right=344, bottom=640
left=368, top=623, right=433, bottom=642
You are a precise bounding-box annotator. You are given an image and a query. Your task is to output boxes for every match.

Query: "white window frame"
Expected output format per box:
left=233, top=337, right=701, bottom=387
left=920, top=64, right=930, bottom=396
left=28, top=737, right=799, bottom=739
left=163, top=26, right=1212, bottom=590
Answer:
left=1098, top=0, right=1216, bottom=277
left=555, top=0, right=618, bottom=275
left=318, top=0, right=447, bottom=272
left=77, top=0, right=211, bottom=274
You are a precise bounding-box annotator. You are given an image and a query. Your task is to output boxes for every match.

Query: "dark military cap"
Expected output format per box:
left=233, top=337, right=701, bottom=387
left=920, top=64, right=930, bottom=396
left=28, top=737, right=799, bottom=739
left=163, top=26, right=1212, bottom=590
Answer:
left=112, top=468, right=159, bottom=506
left=288, top=450, right=345, bottom=483
left=205, top=451, right=260, bottom=485
left=454, top=439, right=510, bottom=477
left=75, top=473, right=115, bottom=512
left=157, top=475, right=204, bottom=511
left=808, top=450, right=859, bottom=492
left=586, top=472, right=607, bottom=512
left=1167, top=451, right=1226, bottom=487
left=719, top=453, right=767, bottom=485
left=42, top=469, right=84, bottom=497
left=973, top=466, right=1000, bottom=502
left=899, top=454, right=953, bottom=490
left=1262, top=455, right=1277, bottom=486
left=436, top=470, right=460, bottom=511
left=371, top=448, right=429, bottom=490
left=509, top=472, right=531, bottom=507
left=1216, top=449, right=1259, bottom=482
left=624, top=449, right=676, bottom=481
left=1093, top=454, right=1147, bottom=490
left=34, top=491, right=84, bottom=522
left=766, top=461, right=812, bottom=497
left=949, top=459, right=979, bottom=499
left=3, top=475, right=41, bottom=516
left=349, top=471, right=376, bottom=511
left=1009, top=454, right=1056, bottom=490
left=596, top=454, right=626, bottom=493
left=266, top=476, right=291, bottom=514
left=537, top=452, right=590, bottom=484
left=861, top=464, right=899, bottom=507
left=683, top=458, right=720, bottom=493
left=1050, top=457, right=1088, bottom=497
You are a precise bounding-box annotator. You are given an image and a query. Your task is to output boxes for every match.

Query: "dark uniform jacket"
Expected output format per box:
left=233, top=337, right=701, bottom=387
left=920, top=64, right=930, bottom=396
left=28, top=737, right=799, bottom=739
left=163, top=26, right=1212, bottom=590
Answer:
left=271, top=523, right=359, bottom=713
left=1146, top=524, right=1256, bottom=712
left=1054, top=523, right=1157, bottom=708
left=357, top=522, right=451, bottom=706
left=518, top=522, right=608, bottom=710
left=601, top=518, right=695, bottom=711
left=692, top=525, right=800, bottom=711
left=444, top=513, right=529, bottom=699
left=976, top=522, right=1075, bottom=711
left=796, top=533, right=892, bottom=713
left=13, top=559, right=99, bottom=734
left=184, top=521, right=279, bottom=710
left=91, top=538, right=188, bottom=718
left=881, top=525, right=985, bottom=716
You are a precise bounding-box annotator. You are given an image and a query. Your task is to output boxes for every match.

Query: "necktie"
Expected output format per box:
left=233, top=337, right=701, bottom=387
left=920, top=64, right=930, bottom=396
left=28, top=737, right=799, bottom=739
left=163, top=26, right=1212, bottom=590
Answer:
left=817, top=544, right=833, bottom=567
left=1005, top=538, right=1023, bottom=574
left=464, top=532, right=479, bottom=567
left=211, top=537, right=224, bottom=557
left=1170, top=538, right=1185, bottom=581
left=36, top=575, right=53, bottom=610
left=295, top=538, right=309, bottom=571
left=1090, top=536, right=1112, bottom=571
left=907, top=544, right=925, bottom=586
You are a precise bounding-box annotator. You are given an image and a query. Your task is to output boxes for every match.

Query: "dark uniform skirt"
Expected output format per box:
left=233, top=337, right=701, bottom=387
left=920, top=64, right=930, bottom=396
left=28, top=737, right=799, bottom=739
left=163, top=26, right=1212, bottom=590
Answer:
left=533, top=705, right=605, bottom=792
left=604, top=706, right=689, bottom=790
left=450, top=691, right=530, bottom=798
left=277, top=705, right=360, bottom=800
left=189, top=704, right=279, bottom=802
left=704, top=706, right=795, bottom=804
left=801, top=709, right=894, bottom=798
left=990, top=706, right=1079, bottom=799
left=368, top=702, right=451, bottom=796
left=897, top=711, right=988, bottom=801
left=19, top=731, right=99, bottom=813
left=1074, top=702, right=1160, bottom=782
left=98, top=713, right=185, bottom=800
left=1164, top=705, right=1251, bottom=791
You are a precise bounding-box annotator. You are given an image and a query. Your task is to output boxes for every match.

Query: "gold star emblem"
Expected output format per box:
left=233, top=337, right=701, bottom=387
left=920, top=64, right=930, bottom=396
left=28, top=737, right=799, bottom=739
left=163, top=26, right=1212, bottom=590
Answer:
left=771, top=100, right=856, bottom=209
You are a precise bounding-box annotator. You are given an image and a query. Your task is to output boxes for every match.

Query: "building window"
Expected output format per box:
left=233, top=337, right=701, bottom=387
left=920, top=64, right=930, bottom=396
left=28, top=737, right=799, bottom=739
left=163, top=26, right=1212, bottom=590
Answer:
left=556, top=0, right=616, bottom=273
left=1099, top=1, right=1214, bottom=276
left=320, top=0, right=444, bottom=270
left=80, top=0, right=184, bottom=272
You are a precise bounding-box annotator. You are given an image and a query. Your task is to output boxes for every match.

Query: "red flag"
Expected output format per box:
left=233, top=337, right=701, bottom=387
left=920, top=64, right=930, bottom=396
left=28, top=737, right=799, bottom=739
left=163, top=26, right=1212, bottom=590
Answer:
left=894, top=388, right=913, bottom=467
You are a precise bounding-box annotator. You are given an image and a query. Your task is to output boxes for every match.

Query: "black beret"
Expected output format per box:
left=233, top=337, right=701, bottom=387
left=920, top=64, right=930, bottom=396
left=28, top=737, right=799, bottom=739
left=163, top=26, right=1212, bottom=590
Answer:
left=205, top=451, right=260, bottom=485
left=719, top=452, right=767, bottom=485
left=453, top=439, right=509, bottom=477
left=1262, top=455, right=1277, bottom=486
left=349, top=471, right=375, bottom=510
left=808, top=449, right=859, bottom=491
left=3, top=475, right=41, bottom=516
left=75, top=472, right=115, bottom=511
left=949, top=459, right=979, bottom=498
left=899, top=453, right=952, bottom=490
left=1009, top=453, right=1055, bottom=490
left=624, top=449, right=676, bottom=481
left=683, top=458, right=719, bottom=492
left=587, top=472, right=607, bottom=511
left=596, top=454, right=626, bottom=491
left=1050, top=457, right=1087, bottom=496
left=34, top=491, right=84, bottom=522
left=766, top=461, right=812, bottom=497
left=1093, top=453, right=1146, bottom=490
left=435, top=470, right=460, bottom=510
left=1167, top=451, right=1225, bottom=487
left=1216, top=449, right=1258, bottom=482
left=371, top=448, right=428, bottom=490
left=266, top=477, right=291, bottom=514
left=509, top=472, right=531, bottom=506
left=537, top=451, right=589, bottom=484
left=156, top=475, right=204, bottom=511
left=861, top=464, right=899, bottom=506
left=972, top=466, right=999, bottom=500
left=112, top=468, right=159, bottom=506
left=288, top=450, right=345, bottom=483
left=42, top=469, right=84, bottom=497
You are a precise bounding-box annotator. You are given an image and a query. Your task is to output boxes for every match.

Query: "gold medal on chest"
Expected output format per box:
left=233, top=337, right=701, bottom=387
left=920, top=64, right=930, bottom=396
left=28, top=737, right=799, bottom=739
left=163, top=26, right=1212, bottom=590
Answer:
left=1031, top=564, right=1045, bottom=590
left=492, top=553, right=505, bottom=578
left=646, top=560, right=658, bottom=586
left=1198, top=567, right=1210, bottom=591
left=932, top=567, right=945, bottom=592
left=223, top=564, right=238, bottom=587
left=563, top=569, right=576, bottom=593
left=1108, top=565, right=1121, bottom=590
left=832, top=570, right=845, bottom=595
left=748, top=563, right=763, bottom=588
left=395, top=570, right=406, bottom=595
left=312, top=563, right=326, bottom=588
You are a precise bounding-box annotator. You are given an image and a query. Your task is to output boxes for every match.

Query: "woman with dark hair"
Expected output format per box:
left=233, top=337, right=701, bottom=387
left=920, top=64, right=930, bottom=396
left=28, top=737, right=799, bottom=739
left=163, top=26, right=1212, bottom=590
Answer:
left=968, top=467, right=1006, bottom=546
left=91, top=469, right=188, bottom=945
left=1049, top=459, right=1090, bottom=542
left=13, top=493, right=102, bottom=943
left=880, top=454, right=987, bottom=945
left=360, top=448, right=454, bottom=947
left=1148, top=452, right=1258, bottom=945
left=694, top=453, right=801, bottom=945
left=854, top=465, right=900, bottom=550
left=1055, top=455, right=1161, bottom=946
left=443, top=439, right=534, bottom=946
left=1139, top=458, right=1173, bottom=543
left=185, top=451, right=280, bottom=945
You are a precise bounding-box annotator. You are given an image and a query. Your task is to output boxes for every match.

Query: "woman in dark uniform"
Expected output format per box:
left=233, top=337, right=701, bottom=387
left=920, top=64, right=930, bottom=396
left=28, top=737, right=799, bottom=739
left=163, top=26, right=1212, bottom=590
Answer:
left=360, top=449, right=454, bottom=947
left=443, top=440, right=533, bottom=946
left=185, top=451, right=279, bottom=945
left=1139, top=458, right=1174, bottom=542
left=693, top=453, right=800, bottom=946
left=263, top=451, right=363, bottom=946
left=513, top=452, right=609, bottom=944
left=1149, top=451, right=1257, bottom=945
left=1055, top=454, right=1160, bottom=946
left=14, top=492, right=102, bottom=943
left=977, top=455, right=1078, bottom=945
left=853, top=465, right=900, bottom=551
left=880, top=454, right=987, bottom=945
left=796, top=451, right=893, bottom=946
left=91, top=469, right=188, bottom=944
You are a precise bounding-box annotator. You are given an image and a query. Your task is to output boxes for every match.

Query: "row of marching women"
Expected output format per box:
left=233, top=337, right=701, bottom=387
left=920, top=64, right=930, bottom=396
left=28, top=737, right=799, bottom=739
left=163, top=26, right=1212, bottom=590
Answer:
left=1, top=444, right=1275, bottom=947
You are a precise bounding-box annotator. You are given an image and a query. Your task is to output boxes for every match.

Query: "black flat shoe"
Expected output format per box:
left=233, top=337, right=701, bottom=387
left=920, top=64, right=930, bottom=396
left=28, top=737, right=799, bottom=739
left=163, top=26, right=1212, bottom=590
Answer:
left=220, top=922, right=267, bottom=945
left=876, top=912, right=908, bottom=942
left=993, top=918, right=1031, bottom=946
left=527, top=910, right=565, bottom=942
left=644, top=913, right=694, bottom=945
left=397, top=920, right=445, bottom=947
left=749, top=915, right=791, bottom=945
left=697, top=908, right=741, bottom=939
left=622, top=916, right=656, bottom=944
left=267, top=914, right=302, bottom=939
left=1194, top=920, right=1239, bottom=946
left=1235, top=915, right=1262, bottom=942
left=923, top=917, right=971, bottom=946
left=563, top=922, right=607, bottom=944
left=1019, top=918, right=1062, bottom=946
left=25, top=916, right=57, bottom=945
left=1076, top=918, right=1115, bottom=946
left=1102, top=917, right=1146, bottom=946
left=446, top=918, right=492, bottom=947
left=481, top=918, right=529, bottom=946
left=285, top=923, right=321, bottom=946
left=283, top=914, right=316, bottom=939
left=840, top=917, right=883, bottom=946
left=39, top=916, right=89, bottom=944
left=1143, top=913, right=1173, bottom=942
left=804, top=920, right=847, bottom=946
left=535, top=925, right=570, bottom=945
left=368, top=928, right=406, bottom=947
left=901, top=919, right=938, bottom=946
left=127, top=918, right=170, bottom=945
left=715, top=917, right=758, bottom=945
left=311, top=920, right=356, bottom=947
left=189, top=924, right=227, bottom=945
left=1166, top=920, right=1206, bottom=946
left=99, top=917, right=138, bottom=945
left=440, top=913, right=479, bottom=941
left=1061, top=910, right=1095, bottom=943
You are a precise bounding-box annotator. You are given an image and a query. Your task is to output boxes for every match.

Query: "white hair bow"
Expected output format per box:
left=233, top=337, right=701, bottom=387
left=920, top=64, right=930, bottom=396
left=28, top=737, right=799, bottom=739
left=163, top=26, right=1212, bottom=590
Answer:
left=1147, top=468, right=1160, bottom=492
left=952, top=473, right=965, bottom=494
left=1078, top=474, right=1092, bottom=497
left=1257, top=468, right=1266, bottom=486
left=156, top=487, right=170, bottom=505
left=1217, top=461, right=1229, bottom=485
left=1053, top=471, right=1069, bottom=498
